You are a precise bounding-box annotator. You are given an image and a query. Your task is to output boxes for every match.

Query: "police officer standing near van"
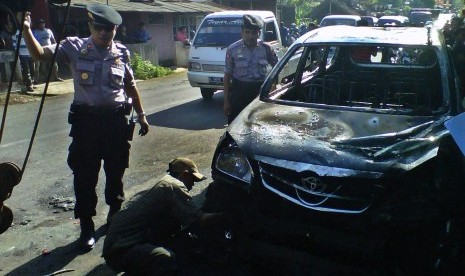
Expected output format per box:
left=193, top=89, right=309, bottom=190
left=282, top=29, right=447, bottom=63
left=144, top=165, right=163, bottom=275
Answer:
left=223, top=14, right=278, bottom=124
left=20, top=4, right=149, bottom=250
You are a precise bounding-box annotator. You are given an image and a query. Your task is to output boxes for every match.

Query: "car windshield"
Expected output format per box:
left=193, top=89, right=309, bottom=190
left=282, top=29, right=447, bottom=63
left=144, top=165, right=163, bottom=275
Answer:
left=320, top=18, right=357, bottom=26
left=409, top=12, right=432, bottom=24
left=193, top=17, right=243, bottom=47
left=264, top=44, right=443, bottom=116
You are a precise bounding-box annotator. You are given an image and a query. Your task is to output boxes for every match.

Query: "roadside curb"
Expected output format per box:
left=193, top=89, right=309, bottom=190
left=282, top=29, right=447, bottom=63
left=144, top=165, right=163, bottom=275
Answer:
left=0, top=67, right=187, bottom=96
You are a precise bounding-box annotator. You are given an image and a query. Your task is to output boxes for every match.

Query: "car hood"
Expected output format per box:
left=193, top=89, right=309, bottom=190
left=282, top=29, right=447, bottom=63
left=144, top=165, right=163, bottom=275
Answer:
left=228, top=101, right=450, bottom=174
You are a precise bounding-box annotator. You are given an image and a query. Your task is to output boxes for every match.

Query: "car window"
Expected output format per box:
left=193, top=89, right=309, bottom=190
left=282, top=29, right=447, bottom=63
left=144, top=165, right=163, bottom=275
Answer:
left=409, top=12, right=433, bottom=25
left=193, top=17, right=242, bottom=47
left=266, top=44, right=443, bottom=115
left=264, top=21, right=279, bottom=42
left=320, top=18, right=357, bottom=26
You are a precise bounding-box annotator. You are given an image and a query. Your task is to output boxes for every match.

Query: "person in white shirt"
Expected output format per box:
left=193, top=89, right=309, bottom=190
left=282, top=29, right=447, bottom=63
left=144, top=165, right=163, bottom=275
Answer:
left=32, top=19, right=62, bottom=83
left=12, top=30, right=35, bottom=92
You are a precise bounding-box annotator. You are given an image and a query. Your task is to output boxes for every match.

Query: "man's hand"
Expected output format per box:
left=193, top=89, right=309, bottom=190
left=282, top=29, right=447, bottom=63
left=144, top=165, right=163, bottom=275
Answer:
left=138, top=116, right=149, bottom=136
left=16, top=11, right=31, bottom=31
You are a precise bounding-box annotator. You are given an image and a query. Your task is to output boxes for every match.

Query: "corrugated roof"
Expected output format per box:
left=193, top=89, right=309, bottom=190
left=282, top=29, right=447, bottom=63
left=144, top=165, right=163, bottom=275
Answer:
left=67, top=0, right=235, bottom=13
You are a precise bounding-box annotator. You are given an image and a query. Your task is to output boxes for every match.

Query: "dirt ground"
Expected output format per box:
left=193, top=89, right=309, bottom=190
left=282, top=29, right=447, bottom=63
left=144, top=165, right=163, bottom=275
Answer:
left=0, top=93, right=41, bottom=105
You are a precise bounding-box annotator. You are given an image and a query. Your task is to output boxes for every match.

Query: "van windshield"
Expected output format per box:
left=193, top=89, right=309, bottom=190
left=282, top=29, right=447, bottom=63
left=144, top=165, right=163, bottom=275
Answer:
left=320, top=18, right=357, bottom=27
left=193, top=17, right=243, bottom=47
left=409, top=12, right=432, bottom=25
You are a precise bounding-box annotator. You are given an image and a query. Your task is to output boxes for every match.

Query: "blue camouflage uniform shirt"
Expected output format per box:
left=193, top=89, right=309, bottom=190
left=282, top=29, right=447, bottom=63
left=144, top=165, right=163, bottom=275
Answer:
left=45, top=37, right=136, bottom=106
left=225, top=39, right=278, bottom=82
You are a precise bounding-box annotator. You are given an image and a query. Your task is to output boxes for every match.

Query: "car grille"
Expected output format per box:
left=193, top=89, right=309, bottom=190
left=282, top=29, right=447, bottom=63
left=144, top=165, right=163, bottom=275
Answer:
left=259, top=162, right=384, bottom=214
left=202, top=64, right=225, bottom=72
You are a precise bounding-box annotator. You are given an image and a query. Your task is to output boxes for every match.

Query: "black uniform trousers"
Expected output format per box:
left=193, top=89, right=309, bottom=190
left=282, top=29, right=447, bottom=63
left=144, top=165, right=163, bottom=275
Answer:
left=228, top=78, right=263, bottom=124
left=67, top=106, right=131, bottom=219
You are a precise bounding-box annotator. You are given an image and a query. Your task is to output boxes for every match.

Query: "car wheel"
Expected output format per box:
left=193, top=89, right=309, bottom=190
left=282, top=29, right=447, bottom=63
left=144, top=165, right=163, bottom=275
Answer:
left=201, top=88, right=215, bottom=100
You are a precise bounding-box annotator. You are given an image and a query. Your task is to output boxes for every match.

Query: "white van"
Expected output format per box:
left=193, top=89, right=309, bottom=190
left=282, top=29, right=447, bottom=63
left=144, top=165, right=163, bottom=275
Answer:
left=187, top=10, right=283, bottom=99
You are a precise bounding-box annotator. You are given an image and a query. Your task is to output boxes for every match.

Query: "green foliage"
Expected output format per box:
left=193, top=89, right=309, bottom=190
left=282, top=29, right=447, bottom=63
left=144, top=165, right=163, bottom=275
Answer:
left=131, top=53, right=174, bottom=80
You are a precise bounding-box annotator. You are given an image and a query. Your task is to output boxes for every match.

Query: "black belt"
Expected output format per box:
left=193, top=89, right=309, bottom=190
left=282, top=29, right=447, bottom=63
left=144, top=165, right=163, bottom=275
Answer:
left=232, top=78, right=263, bottom=86
left=70, top=104, right=125, bottom=115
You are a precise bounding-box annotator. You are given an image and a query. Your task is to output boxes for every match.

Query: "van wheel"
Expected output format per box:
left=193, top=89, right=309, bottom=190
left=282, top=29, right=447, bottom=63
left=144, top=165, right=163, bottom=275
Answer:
left=201, top=88, right=215, bottom=99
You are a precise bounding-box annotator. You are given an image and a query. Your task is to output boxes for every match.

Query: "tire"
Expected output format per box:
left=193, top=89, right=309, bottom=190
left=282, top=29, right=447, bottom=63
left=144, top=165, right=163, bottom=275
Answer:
left=201, top=88, right=215, bottom=99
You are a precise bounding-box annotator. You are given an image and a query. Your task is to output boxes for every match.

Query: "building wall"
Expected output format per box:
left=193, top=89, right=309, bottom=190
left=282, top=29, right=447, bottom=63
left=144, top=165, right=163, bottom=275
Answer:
left=45, top=5, right=216, bottom=66
left=124, top=13, right=175, bottom=65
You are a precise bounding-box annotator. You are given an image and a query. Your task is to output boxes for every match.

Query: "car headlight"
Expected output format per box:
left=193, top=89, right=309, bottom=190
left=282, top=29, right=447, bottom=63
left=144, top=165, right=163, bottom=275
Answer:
left=215, top=146, right=252, bottom=184
left=189, top=62, right=201, bottom=71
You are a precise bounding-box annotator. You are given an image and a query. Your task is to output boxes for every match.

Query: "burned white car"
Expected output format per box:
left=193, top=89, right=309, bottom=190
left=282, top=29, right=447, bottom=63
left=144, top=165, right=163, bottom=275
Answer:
left=204, top=26, right=465, bottom=274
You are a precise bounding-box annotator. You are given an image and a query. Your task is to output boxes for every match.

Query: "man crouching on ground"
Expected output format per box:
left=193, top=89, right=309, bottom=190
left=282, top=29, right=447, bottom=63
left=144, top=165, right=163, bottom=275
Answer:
left=103, top=157, right=228, bottom=275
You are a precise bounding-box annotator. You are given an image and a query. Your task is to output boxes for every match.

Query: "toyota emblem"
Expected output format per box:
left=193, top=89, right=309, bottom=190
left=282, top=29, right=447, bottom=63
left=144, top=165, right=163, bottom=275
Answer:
left=301, top=176, right=326, bottom=193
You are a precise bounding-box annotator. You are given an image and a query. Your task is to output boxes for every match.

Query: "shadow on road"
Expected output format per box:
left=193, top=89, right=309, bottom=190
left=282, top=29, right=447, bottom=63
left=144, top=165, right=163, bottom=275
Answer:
left=5, top=225, right=112, bottom=276
left=147, top=91, right=227, bottom=130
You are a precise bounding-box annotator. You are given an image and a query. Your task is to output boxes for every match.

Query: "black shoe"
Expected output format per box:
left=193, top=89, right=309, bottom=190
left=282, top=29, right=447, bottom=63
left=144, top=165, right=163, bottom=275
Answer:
left=79, top=217, right=95, bottom=251
left=79, top=232, right=95, bottom=251
left=26, top=86, right=34, bottom=92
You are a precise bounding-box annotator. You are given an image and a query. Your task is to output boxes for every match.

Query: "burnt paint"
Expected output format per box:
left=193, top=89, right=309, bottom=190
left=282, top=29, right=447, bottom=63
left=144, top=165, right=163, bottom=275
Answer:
left=228, top=100, right=447, bottom=174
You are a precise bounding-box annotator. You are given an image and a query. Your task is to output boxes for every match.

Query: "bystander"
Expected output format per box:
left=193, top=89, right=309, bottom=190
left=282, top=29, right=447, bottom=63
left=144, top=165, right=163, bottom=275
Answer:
left=175, top=26, right=189, bottom=45
left=132, top=22, right=151, bottom=43
left=32, top=19, right=62, bottom=83
left=12, top=30, right=34, bottom=92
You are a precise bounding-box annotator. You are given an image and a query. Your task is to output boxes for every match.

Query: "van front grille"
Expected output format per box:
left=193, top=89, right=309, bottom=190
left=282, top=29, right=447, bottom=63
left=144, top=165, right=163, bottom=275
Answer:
left=202, top=64, right=225, bottom=72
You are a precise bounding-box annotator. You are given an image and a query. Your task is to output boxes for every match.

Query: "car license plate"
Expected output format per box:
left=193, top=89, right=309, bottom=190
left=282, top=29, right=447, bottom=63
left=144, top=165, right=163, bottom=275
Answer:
left=209, top=77, right=223, bottom=84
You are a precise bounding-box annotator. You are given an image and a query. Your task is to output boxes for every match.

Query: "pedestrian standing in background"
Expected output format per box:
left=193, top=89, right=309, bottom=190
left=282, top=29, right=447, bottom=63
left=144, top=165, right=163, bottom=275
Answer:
left=279, top=22, right=289, bottom=47
left=114, top=24, right=133, bottom=44
left=223, top=14, right=278, bottom=124
left=299, top=22, right=308, bottom=36
left=175, top=26, right=189, bottom=45
left=132, top=22, right=151, bottom=43
left=20, top=3, right=149, bottom=251
left=308, top=22, right=317, bottom=32
left=0, top=26, right=12, bottom=83
left=12, top=30, right=35, bottom=92
left=32, top=19, right=62, bottom=83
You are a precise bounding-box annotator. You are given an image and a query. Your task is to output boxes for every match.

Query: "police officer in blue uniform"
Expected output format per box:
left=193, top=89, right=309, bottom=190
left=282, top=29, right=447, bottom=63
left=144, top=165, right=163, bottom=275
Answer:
left=21, top=4, right=149, bottom=250
left=223, top=14, right=278, bottom=124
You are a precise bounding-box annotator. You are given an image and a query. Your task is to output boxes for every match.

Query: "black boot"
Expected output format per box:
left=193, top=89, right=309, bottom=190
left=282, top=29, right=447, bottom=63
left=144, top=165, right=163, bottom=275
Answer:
left=79, top=217, right=95, bottom=251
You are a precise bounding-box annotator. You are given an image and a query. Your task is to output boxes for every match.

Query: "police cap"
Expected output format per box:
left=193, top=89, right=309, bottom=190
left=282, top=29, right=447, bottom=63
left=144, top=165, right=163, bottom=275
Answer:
left=243, top=14, right=263, bottom=30
left=87, top=3, right=122, bottom=26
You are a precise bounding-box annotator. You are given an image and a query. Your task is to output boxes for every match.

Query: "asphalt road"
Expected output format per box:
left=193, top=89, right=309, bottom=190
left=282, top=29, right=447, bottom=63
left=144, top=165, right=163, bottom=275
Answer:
left=0, top=71, right=228, bottom=275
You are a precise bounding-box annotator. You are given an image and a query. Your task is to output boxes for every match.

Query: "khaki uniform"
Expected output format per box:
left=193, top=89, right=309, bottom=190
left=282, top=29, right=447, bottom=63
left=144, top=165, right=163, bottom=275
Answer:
left=103, top=175, right=202, bottom=275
